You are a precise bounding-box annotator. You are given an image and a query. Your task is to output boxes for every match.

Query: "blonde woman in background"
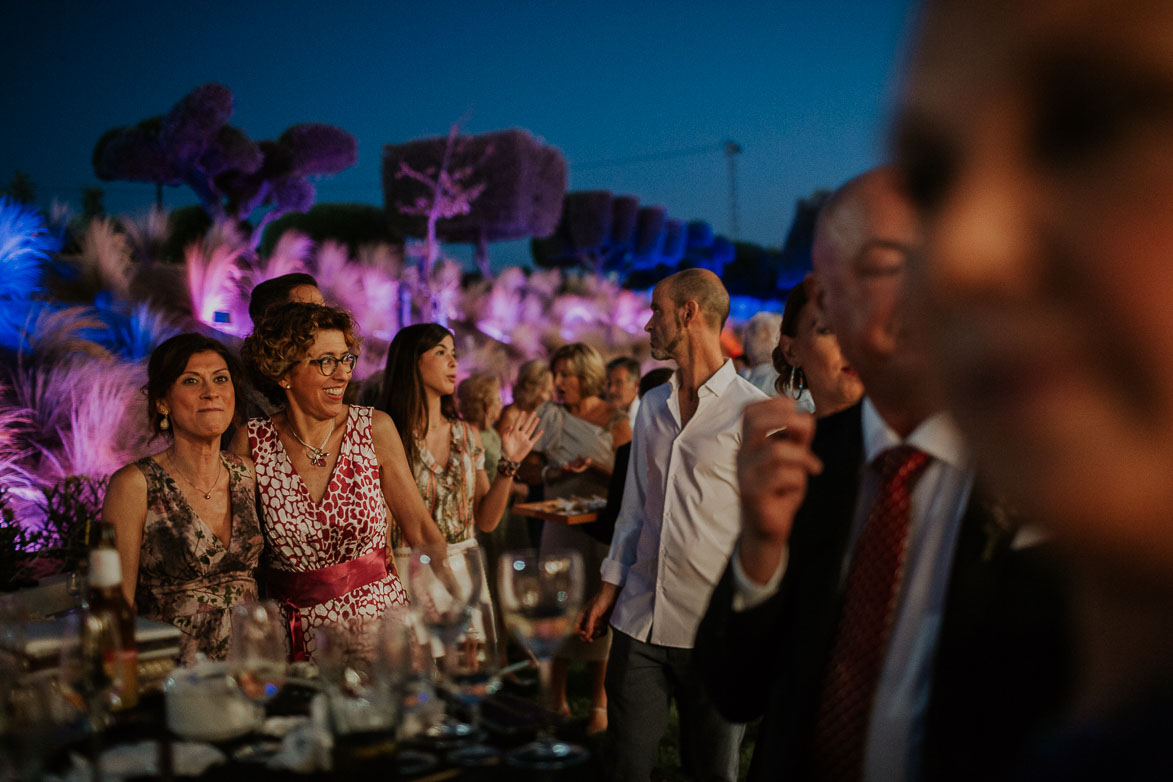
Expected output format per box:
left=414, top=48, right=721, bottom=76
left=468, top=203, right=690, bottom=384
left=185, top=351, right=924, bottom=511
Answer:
left=526, top=342, right=632, bottom=735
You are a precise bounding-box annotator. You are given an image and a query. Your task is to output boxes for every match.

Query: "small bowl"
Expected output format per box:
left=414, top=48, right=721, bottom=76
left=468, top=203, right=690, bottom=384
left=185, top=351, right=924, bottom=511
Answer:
left=164, top=662, right=263, bottom=742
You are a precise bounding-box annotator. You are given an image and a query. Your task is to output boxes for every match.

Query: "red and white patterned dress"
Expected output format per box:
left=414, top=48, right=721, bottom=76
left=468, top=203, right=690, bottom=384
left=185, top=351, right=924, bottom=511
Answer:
left=249, top=405, right=407, bottom=660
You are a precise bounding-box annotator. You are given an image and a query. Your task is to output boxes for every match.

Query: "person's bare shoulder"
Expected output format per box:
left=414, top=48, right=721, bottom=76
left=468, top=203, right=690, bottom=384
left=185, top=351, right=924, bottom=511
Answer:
left=107, top=461, right=148, bottom=494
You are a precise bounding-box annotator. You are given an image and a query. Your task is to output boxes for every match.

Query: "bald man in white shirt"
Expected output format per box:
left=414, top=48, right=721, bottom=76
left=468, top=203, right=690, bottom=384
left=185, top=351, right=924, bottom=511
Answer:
left=577, top=268, right=766, bottom=782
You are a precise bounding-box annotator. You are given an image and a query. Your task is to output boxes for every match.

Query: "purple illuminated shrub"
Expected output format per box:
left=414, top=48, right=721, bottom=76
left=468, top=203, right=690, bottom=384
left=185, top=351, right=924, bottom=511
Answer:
left=93, top=84, right=356, bottom=248
left=279, top=123, right=358, bottom=176
left=198, top=126, right=264, bottom=180
left=158, top=83, right=235, bottom=167
left=530, top=191, right=651, bottom=271
left=661, top=220, right=686, bottom=265
left=383, top=127, right=567, bottom=274
left=92, top=120, right=178, bottom=188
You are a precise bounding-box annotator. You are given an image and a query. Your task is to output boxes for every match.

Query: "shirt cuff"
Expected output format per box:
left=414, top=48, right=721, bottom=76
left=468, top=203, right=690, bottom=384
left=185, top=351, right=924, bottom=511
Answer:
left=600, top=557, right=627, bottom=588
left=730, top=542, right=787, bottom=612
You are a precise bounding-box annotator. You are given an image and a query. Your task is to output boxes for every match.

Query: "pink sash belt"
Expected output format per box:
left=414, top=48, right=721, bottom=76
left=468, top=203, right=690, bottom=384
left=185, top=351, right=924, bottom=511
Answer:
left=267, top=549, right=388, bottom=661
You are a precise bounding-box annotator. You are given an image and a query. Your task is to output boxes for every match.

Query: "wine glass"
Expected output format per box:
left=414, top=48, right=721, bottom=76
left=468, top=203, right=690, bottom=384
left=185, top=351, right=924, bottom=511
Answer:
left=404, top=544, right=487, bottom=749
left=317, top=620, right=400, bottom=774
left=442, top=595, right=504, bottom=766
left=496, top=548, right=587, bottom=769
left=65, top=566, right=89, bottom=612
left=375, top=608, right=441, bottom=778
left=228, top=601, right=287, bottom=705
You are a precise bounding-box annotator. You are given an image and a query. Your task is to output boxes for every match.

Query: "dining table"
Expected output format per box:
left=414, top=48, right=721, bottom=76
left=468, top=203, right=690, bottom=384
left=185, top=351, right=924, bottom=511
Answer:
left=23, top=674, right=605, bottom=782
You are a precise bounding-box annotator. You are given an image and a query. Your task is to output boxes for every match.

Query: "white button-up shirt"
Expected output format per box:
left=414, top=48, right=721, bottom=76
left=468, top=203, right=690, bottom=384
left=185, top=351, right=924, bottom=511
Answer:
left=602, top=359, right=767, bottom=648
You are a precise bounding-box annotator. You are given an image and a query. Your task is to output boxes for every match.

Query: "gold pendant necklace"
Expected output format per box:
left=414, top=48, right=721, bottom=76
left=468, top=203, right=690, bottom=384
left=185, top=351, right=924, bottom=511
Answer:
left=167, top=452, right=223, bottom=500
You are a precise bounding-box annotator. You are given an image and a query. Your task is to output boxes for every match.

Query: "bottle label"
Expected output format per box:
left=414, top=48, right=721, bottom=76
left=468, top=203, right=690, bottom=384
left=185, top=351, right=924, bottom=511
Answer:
left=89, top=549, right=123, bottom=589
left=105, top=648, right=140, bottom=710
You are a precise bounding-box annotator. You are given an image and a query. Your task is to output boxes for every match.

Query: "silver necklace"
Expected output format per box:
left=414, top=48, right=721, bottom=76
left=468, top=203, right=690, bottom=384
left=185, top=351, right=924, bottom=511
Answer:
left=288, top=418, right=335, bottom=467
left=167, top=452, right=223, bottom=500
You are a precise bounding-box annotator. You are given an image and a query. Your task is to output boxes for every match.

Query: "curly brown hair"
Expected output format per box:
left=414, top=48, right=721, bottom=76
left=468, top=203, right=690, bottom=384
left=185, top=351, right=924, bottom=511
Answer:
left=241, top=302, right=361, bottom=406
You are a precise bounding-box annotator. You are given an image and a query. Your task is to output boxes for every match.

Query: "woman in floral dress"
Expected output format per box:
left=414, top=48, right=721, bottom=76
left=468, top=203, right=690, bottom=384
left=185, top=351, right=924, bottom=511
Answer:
left=234, top=303, right=446, bottom=661
left=103, top=333, right=263, bottom=665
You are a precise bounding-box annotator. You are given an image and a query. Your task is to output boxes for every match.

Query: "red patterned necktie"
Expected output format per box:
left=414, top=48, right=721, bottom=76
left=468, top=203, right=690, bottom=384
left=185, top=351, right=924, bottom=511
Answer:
left=811, top=445, right=931, bottom=782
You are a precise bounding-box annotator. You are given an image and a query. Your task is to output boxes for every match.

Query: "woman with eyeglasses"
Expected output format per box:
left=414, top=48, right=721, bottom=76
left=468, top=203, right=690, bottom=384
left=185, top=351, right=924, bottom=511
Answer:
left=234, top=302, right=447, bottom=662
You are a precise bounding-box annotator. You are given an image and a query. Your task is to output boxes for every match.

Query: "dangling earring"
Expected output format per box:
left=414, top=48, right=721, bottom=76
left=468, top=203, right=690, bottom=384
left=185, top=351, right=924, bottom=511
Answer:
left=160, top=412, right=170, bottom=431
left=790, top=367, right=806, bottom=400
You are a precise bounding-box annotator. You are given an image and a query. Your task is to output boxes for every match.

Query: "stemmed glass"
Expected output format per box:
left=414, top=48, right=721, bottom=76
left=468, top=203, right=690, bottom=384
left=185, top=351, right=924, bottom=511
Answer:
left=317, top=620, right=399, bottom=774
left=496, top=548, right=587, bottom=769
left=405, top=545, right=491, bottom=751
left=375, top=608, right=442, bottom=778
left=441, top=594, right=504, bottom=766
left=228, top=601, right=287, bottom=705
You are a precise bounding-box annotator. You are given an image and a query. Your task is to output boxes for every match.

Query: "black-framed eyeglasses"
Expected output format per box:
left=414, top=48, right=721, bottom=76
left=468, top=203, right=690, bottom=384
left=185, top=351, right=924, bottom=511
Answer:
left=306, top=353, right=358, bottom=376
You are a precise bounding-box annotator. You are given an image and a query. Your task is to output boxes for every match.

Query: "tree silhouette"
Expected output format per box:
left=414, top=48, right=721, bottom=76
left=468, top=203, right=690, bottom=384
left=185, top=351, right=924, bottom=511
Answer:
left=92, top=84, right=356, bottom=248
left=383, top=126, right=566, bottom=277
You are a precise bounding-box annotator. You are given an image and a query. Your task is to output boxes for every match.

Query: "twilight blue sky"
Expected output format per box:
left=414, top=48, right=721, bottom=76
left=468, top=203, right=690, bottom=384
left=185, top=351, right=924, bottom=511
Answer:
left=1, top=1, right=919, bottom=269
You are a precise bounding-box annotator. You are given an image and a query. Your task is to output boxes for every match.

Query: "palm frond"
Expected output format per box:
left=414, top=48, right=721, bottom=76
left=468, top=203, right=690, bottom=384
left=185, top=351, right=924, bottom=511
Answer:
left=262, top=230, right=313, bottom=279
left=0, top=196, right=58, bottom=299
left=186, top=238, right=247, bottom=335
left=23, top=305, right=112, bottom=365
left=18, top=357, right=151, bottom=484
left=122, top=206, right=172, bottom=266
left=91, top=299, right=182, bottom=360
left=73, top=216, right=133, bottom=301
left=353, top=266, right=401, bottom=342
left=311, top=239, right=364, bottom=306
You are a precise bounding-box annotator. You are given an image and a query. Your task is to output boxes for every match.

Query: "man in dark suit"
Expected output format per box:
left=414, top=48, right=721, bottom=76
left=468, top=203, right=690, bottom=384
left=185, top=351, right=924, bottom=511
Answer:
left=694, top=167, right=1071, bottom=782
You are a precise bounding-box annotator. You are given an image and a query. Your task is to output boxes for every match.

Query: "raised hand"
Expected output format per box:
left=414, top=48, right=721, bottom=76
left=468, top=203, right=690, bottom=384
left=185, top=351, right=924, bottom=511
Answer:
left=736, top=397, right=822, bottom=584
left=500, top=409, right=543, bottom=463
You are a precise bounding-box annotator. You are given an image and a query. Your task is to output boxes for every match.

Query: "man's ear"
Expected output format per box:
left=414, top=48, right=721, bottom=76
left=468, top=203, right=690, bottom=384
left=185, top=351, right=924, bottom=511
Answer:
left=682, top=299, right=700, bottom=326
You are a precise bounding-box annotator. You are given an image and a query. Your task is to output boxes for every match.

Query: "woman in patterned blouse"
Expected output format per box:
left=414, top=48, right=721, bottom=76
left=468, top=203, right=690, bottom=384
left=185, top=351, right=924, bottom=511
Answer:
left=379, top=324, right=541, bottom=573
left=102, top=333, right=263, bottom=664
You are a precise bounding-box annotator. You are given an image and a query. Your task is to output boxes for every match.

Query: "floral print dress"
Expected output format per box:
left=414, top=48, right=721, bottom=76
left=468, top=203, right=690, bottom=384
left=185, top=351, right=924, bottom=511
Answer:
left=134, top=453, right=263, bottom=665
